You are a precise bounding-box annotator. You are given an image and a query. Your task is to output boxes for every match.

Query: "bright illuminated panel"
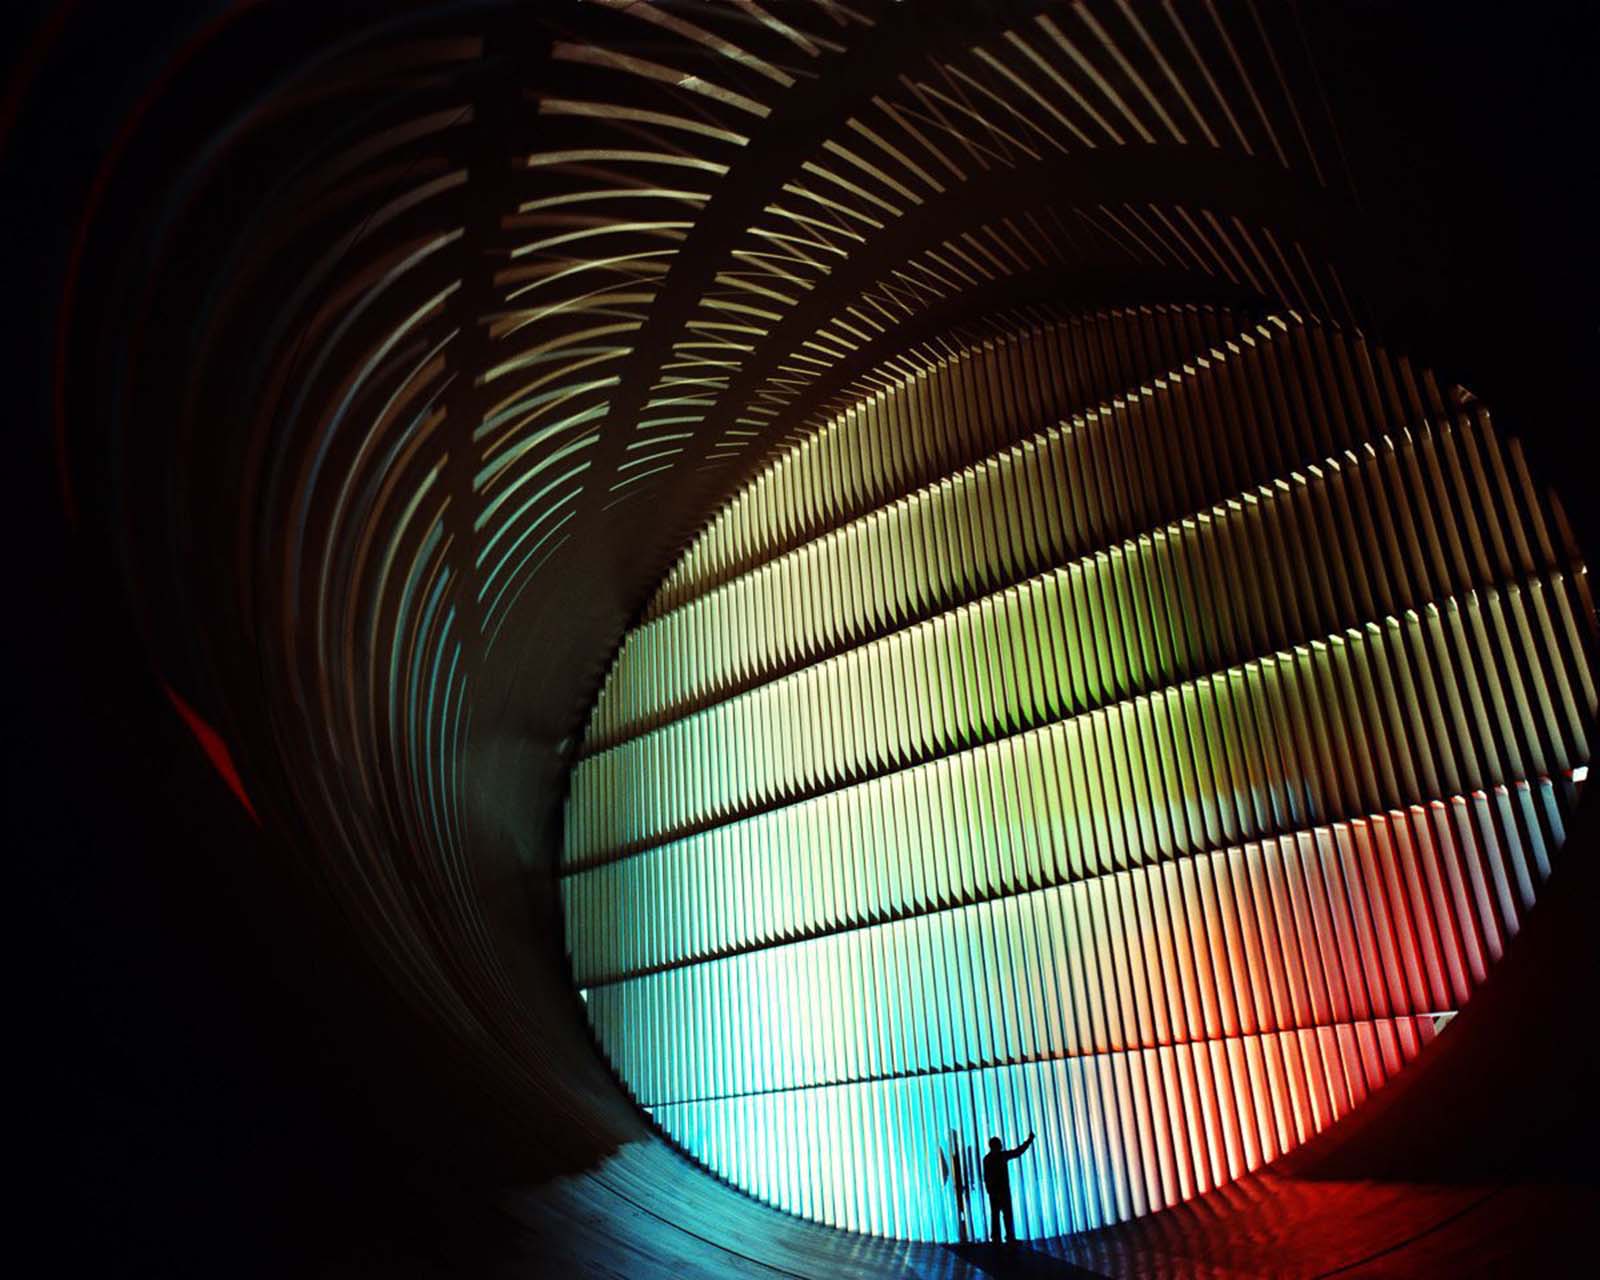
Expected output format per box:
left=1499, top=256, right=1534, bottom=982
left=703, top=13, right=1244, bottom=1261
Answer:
left=561, top=311, right=1597, bottom=1242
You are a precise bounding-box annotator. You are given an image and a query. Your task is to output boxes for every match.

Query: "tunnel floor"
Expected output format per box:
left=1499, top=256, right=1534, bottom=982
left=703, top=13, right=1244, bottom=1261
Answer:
left=484, top=1143, right=1598, bottom=1278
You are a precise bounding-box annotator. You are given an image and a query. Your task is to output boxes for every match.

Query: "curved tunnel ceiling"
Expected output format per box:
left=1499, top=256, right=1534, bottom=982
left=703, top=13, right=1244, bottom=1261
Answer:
left=26, top=0, right=1600, bottom=1272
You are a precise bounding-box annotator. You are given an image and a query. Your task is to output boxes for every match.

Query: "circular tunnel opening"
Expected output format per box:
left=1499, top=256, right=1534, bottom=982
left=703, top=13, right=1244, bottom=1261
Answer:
left=563, top=307, right=1597, bottom=1241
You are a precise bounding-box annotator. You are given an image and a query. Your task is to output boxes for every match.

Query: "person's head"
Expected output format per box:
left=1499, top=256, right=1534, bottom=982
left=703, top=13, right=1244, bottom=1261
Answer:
left=988, top=1136, right=1002, bottom=1152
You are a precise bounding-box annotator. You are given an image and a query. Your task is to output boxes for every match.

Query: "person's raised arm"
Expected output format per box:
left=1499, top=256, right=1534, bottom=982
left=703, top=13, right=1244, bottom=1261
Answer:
left=1006, top=1132, right=1036, bottom=1160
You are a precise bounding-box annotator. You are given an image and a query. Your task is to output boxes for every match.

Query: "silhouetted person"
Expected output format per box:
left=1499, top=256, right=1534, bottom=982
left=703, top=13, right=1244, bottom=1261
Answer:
left=982, top=1131, right=1034, bottom=1244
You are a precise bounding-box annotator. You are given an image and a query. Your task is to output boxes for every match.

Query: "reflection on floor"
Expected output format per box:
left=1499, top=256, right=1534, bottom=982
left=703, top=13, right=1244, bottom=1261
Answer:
left=498, top=1142, right=1597, bottom=1278
left=946, top=1242, right=1106, bottom=1278
left=1041, top=1176, right=1593, bottom=1278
